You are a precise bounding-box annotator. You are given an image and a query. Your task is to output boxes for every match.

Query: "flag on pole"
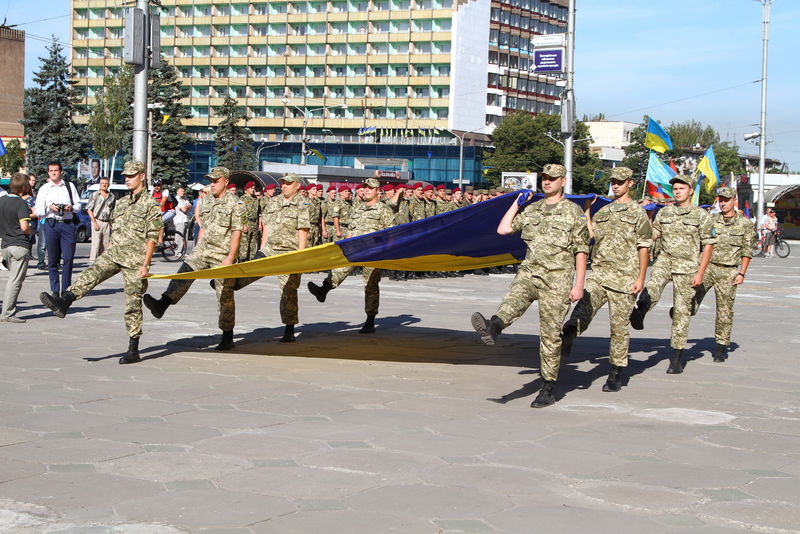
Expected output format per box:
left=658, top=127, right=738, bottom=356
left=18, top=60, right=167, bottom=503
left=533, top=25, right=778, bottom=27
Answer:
left=729, top=172, right=739, bottom=210
left=308, top=148, right=326, bottom=162
left=697, top=145, right=720, bottom=193
left=692, top=177, right=702, bottom=206
left=669, top=158, right=678, bottom=173
left=744, top=200, right=751, bottom=219
left=0, top=138, right=6, bottom=157
left=644, top=150, right=675, bottom=200
left=645, top=118, right=673, bottom=153
left=162, top=114, right=171, bottom=125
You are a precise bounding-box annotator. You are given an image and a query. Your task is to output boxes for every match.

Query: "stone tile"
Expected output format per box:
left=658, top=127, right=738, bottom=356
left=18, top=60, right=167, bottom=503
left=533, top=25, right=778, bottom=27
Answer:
left=250, top=510, right=432, bottom=534
left=48, top=464, right=95, bottom=473
left=486, top=503, right=663, bottom=533
left=73, top=398, right=193, bottom=418
left=0, top=411, right=121, bottom=434
left=251, top=459, right=297, bottom=468
left=192, top=433, right=327, bottom=459
left=344, top=484, right=511, bottom=518
left=0, top=438, right=141, bottom=464
left=164, top=479, right=217, bottom=491
left=163, top=409, right=289, bottom=431
left=326, top=440, right=371, bottom=449
left=113, top=490, right=294, bottom=530
left=98, top=452, right=248, bottom=483
left=83, top=421, right=220, bottom=444
left=741, top=476, right=800, bottom=502
left=295, top=499, right=347, bottom=512
left=0, top=427, right=38, bottom=446
left=589, top=460, right=756, bottom=489
left=0, top=458, right=46, bottom=483
left=699, top=429, right=800, bottom=456
left=432, top=519, right=493, bottom=533
left=696, top=501, right=800, bottom=531
left=217, top=465, right=382, bottom=500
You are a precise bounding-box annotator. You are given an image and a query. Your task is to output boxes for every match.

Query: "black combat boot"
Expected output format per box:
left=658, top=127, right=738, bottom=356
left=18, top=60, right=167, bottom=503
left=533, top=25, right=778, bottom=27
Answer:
left=215, top=330, right=235, bottom=351
left=142, top=294, right=172, bottom=319
left=560, top=324, right=578, bottom=357
left=359, top=314, right=376, bottom=334
left=471, top=312, right=504, bottom=346
left=119, top=337, right=141, bottom=364
left=531, top=380, right=556, bottom=408
left=602, top=365, right=623, bottom=392
left=666, top=349, right=684, bottom=374
left=629, top=290, right=652, bottom=331
left=280, top=324, right=295, bottom=343
left=307, top=279, right=333, bottom=303
left=713, top=343, right=728, bottom=362
left=39, top=290, right=76, bottom=319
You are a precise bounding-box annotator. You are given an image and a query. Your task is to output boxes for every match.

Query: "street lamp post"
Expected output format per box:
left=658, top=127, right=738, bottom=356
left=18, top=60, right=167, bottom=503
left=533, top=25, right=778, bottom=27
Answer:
left=755, top=0, right=772, bottom=221
left=282, top=99, right=347, bottom=164
left=450, top=127, right=487, bottom=189
left=255, top=143, right=281, bottom=171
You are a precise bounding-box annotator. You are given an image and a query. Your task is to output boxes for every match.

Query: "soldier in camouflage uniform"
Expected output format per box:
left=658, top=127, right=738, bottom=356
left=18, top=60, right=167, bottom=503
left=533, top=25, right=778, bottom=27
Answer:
left=408, top=183, right=424, bottom=221
left=560, top=167, right=652, bottom=392
left=421, top=184, right=437, bottom=218
left=238, top=181, right=260, bottom=262
left=233, top=173, right=311, bottom=342
left=682, top=186, right=753, bottom=362
left=471, top=164, right=589, bottom=408
left=143, top=167, right=245, bottom=351
left=308, top=178, right=396, bottom=333
left=332, top=186, right=353, bottom=240
left=40, top=161, right=163, bottom=364
left=306, top=183, right=323, bottom=247
left=629, top=174, right=716, bottom=374
left=321, top=185, right=337, bottom=243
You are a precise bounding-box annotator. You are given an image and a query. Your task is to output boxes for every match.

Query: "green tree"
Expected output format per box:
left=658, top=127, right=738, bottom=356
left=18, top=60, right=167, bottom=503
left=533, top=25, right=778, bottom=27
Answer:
left=0, top=139, right=25, bottom=177
left=483, top=112, right=603, bottom=194
left=87, top=74, right=128, bottom=178
left=214, top=96, right=255, bottom=171
left=20, top=38, right=87, bottom=180
left=667, top=120, right=720, bottom=149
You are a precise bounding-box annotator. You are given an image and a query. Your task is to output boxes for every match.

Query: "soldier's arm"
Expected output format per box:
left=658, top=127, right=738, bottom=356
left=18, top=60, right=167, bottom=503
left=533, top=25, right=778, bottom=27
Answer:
left=631, top=211, right=653, bottom=294
left=223, top=230, right=242, bottom=266
left=141, top=206, right=163, bottom=277
left=497, top=193, right=529, bottom=235
left=569, top=211, right=591, bottom=302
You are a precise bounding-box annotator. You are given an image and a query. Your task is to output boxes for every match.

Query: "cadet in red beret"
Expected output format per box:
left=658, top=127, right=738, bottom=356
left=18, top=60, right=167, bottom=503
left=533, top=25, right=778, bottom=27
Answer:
left=333, top=186, right=353, bottom=239
left=244, top=181, right=256, bottom=191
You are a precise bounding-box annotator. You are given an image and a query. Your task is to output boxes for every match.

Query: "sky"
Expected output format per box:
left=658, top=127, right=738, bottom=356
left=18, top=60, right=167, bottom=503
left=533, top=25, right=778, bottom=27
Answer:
left=6, top=0, right=800, bottom=170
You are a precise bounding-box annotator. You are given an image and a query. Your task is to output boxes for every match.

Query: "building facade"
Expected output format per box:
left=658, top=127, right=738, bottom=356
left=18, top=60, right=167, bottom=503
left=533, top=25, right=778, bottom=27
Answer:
left=0, top=26, right=25, bottom=140
left=71, top=0, right=567, bottom=183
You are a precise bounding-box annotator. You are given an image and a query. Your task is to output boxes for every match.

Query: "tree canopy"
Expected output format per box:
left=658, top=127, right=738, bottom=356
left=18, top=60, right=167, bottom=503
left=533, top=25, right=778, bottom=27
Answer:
left=214, top=97, right=256, bottom=171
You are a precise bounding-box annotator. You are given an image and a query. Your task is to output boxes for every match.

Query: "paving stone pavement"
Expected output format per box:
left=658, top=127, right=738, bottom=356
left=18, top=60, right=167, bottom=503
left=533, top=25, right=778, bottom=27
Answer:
left=0, top=243, right=798, bottom=533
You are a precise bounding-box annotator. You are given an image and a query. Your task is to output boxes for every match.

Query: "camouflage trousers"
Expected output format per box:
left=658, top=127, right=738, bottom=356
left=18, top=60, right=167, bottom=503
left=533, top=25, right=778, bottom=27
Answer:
left=323, top=223, right=335, bottom=243
left=640, top=255, right=695, bottom=350
left=68, top=254, right=147, bottom=338
left=237, top=225, right=259, bottom=263
left=164, top=251, right=236, bottom=331
left=330, top=266, right=382, bottom=316
left=231, top=245, right=302, bottom=325
left=564, top=277, right=636, bottom=367
left=495, top=268, right=572, bottom=382
left=694, top=263, right=738, bottom=345
left=308, top=224, right=321, bottom=248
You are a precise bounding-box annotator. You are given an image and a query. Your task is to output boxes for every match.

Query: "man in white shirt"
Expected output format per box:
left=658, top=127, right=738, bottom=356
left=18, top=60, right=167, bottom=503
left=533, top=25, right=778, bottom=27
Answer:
left=33, top=161, right=81, bottom=296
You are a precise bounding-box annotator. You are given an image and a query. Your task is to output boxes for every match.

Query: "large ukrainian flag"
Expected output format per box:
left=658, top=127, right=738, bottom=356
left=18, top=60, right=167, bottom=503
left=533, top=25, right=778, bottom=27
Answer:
left=152, top=193, right=610, bottom=280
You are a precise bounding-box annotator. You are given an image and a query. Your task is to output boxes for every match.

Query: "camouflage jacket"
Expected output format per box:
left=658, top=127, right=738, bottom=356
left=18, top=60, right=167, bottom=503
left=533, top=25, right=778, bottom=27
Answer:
left=709, top=213, right=755, bottom=266
left=332, top=199, right=353, bottom=226
left=195, top=191, right=245, bottom=263
left=307, top=197, right=322, bottom=229
left=263, top=194, right=311, bottom=251
left=511, top=198, right=590, bottom=290
left=408, top=198, right=424, bottom=221
left=589, top=200, right=653, bottom=293
left=105, top=188, right=163, bottom=269
left=392, top=198, right=411, bottom=225
left=652, top=205, right=716, bottom=274
left=321, top=198, right=336, bottom=223
left=348, top=200, right=396, bottom=238
left=241, top=194, right=260, bottom=223
left=423, top=198, right=437, bottom=219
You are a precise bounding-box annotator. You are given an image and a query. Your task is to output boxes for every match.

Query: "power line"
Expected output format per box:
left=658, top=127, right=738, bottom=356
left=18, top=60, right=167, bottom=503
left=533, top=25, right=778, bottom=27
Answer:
left=11, top=13, right=71, bottom=27
left=606, top=80, right=760, bottom=118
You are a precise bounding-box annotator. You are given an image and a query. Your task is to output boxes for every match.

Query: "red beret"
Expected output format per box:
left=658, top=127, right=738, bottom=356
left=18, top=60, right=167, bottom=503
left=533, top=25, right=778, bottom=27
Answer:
left=395, top=183, right=407, bottom=190
left=355, top=183, right=364, bottom=189
left=327, top=185, right=337, bottom=192
left=452, top=187, right=461, bottom=193
left=422, top=184, right=434, bottom=192
left=380, top=184, right=391, bottom=191
left=314, top=183, right=323, bottom=190
left=264, top=183, right=276, bottom=191
left=227, top=183, right=237, bottom=190
left=436, top=184, right=445, bottom=190
left=411, top=183, right=423, bottom=190
left=338, top=185, right=350, bottom=193
left=244, top=181, right=255, bottom=189
left=298, top=185, right=307, bottom=191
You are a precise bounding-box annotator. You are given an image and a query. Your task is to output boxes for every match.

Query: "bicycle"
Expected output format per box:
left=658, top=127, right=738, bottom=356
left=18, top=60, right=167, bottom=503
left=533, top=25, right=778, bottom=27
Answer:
left=753, top=229, right=790, bottom=258
left=159, top=222, right=187, bottom=262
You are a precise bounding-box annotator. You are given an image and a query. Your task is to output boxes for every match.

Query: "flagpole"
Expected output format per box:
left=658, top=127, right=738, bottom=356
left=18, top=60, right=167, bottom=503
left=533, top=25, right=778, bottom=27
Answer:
left=756, top=0, right=771, bottom=221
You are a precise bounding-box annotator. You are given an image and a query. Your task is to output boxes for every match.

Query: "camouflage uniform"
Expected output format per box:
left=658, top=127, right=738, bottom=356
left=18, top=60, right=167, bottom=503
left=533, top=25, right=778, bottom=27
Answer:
left=564, top=199, right=652, bottom=366
left=164, top=188, right=245, bottom=331
left=693, top=209, right=754, bottom=346
left=495, top=197, right=589, bottom=381
left=307, top=195, right=323, bottom=247
left=259, top=194, right=311, bottom=325
left=409, top=197, right=425, bottom=221
left=238, top=193, right=260, bottom=262
left=637, top=202, right=716, bottom=349
left=332, top=198, right=352, bottom=241
left=394, top=197, right=411, bottom=225
left=68, top=180, right=163, bottom=338
left=321, top=195, right=337, bottom=243
left=327, top=182, right=396, bottom=315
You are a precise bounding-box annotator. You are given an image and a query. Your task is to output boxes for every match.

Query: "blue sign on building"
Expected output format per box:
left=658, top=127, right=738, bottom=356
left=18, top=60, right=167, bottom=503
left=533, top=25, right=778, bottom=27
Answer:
left=533, top=48, right=564, bottom=73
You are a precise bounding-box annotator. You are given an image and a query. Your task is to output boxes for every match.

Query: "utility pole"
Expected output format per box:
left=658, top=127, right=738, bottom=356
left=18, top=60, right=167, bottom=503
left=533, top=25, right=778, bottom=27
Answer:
left=756, top=0, right=771, bottom=221
left=562, top=0, right=576, bottom=193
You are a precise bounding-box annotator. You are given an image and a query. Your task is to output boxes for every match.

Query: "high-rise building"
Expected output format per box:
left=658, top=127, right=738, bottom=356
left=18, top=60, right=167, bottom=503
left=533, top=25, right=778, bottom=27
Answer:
left=0, top=26, right=25, bottom=140
left=71, top=0, right=567, bottom=183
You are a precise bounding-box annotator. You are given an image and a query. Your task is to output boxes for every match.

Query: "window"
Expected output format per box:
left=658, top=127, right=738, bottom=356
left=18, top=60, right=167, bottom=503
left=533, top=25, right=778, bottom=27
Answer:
left=414, top=42, right=432, bottom=54
left=372, top=108, right=387, bottom=118
left=330, top=86, right=345, bottom=98
left=391, top=42, right=409, bottom=54
left=433, top=86, right=449, bottom=97
left=414, top=86, right=430, bottom=97
left=372, top=43, right=390, bottom=55
left=412, top=108, right=430, bottom=119
left=371, top=86, right=386, bottom=97
left=435, top=64, right=450, bottom=76
left=373, top=21, right=390, bottom=33
left=434, top=108, right=448, bottom=119
left=391, top=86, right=408, bottom=97
left=391, top=107, right=407, bottom=119
left=392, top=65, right=409, bottom=76
left=347, top=86, right=366, bottom=97
left=414, top=65, right=431, bottom=76
left=412, top=19, right=432, bottom=32
left=391, top=20, right=410, bottom=32
left=372, top=65, right=386, bottom=76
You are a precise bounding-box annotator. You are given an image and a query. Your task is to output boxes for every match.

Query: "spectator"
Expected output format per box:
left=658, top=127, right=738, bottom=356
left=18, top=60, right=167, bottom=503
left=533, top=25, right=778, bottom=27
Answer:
left=86, top=176, right=116, bottom=264
left=0, top=173, right=34, bottom=323
left=23, top=175, right=38, bottom=249
left=759, top=207, right=778, bottom=257
left=33, top=174, right=48, bottom=270
left=173, top=186, right=191, bottom=239
left=193, top=186, right=209, bottom=246
left=33, top=161, right=81, bottom=296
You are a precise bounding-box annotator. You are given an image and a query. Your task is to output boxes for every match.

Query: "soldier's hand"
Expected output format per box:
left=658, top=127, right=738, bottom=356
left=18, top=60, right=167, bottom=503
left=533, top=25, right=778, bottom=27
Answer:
left=516, top=191, right=533, bottom=207
left=630, top=279, right=644, bottom=294
left=691, top=273, right=704, bottom=287
left=221, top=257, right=234, bottom=267
left=92, top=222, right=100, bottom=232
left=336, top=230, right=342, bottom=238
left=733, top=273, right=745, bottom=286
left=138, top=265, right=150, bottom=278
left=569, top=285, right=584, bottom=302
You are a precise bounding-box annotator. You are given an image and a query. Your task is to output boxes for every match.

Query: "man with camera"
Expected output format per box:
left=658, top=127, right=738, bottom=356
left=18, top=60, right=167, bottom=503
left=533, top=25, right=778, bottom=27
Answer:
left=33, top=161, right=81, bottom=297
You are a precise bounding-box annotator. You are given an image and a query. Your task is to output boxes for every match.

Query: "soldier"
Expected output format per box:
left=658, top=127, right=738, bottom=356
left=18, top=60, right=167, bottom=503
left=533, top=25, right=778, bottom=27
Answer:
left=464, top=186, right=474, bottom=206
left=332, top=185, right=353, bottom=240
left=682, top=186, right=753, bottom=362
left=142, top=167, right=245, bottom=351
left=471, top=164, right=589, bottom=408
left=421, top=185, right=437, bottom=218
left=629, top=174, right=716, bottom=374
left=560, top=167, right=653, bottom=392
left=452, top=187, right=464, bottom=209
left=238, top=181, right=260, bottom=262
left=321, top=185, right=337, bottom=243
left=307, top=183, right=323, bottom=247
left=308, top=178, right=396, bottom=333
left=408, top=183, right=424, bottom=221
left=39, top=161, right=163, bottom=364
left=393, top=183, right=411, bottom=225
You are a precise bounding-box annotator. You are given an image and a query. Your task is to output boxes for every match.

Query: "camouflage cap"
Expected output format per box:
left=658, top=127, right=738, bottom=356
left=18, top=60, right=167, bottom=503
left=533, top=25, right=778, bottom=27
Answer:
left=541, top=163, right=566, bottom=178
left=280, top=173, right=302, bottom=184
left=465, top=186, right=474, bottom=193
left=444, top=189, right=452, bottom=194
left=205, top=166, right=230, bottom=181
left=122, top=160, right=145, bottom=176
left=717, top=186, right=736, bottom=198
left=610, top=167, right=633, bottom=181
left=669, top=174, right=697, bottom=189
left=364, top=178, right=380, bottom=189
